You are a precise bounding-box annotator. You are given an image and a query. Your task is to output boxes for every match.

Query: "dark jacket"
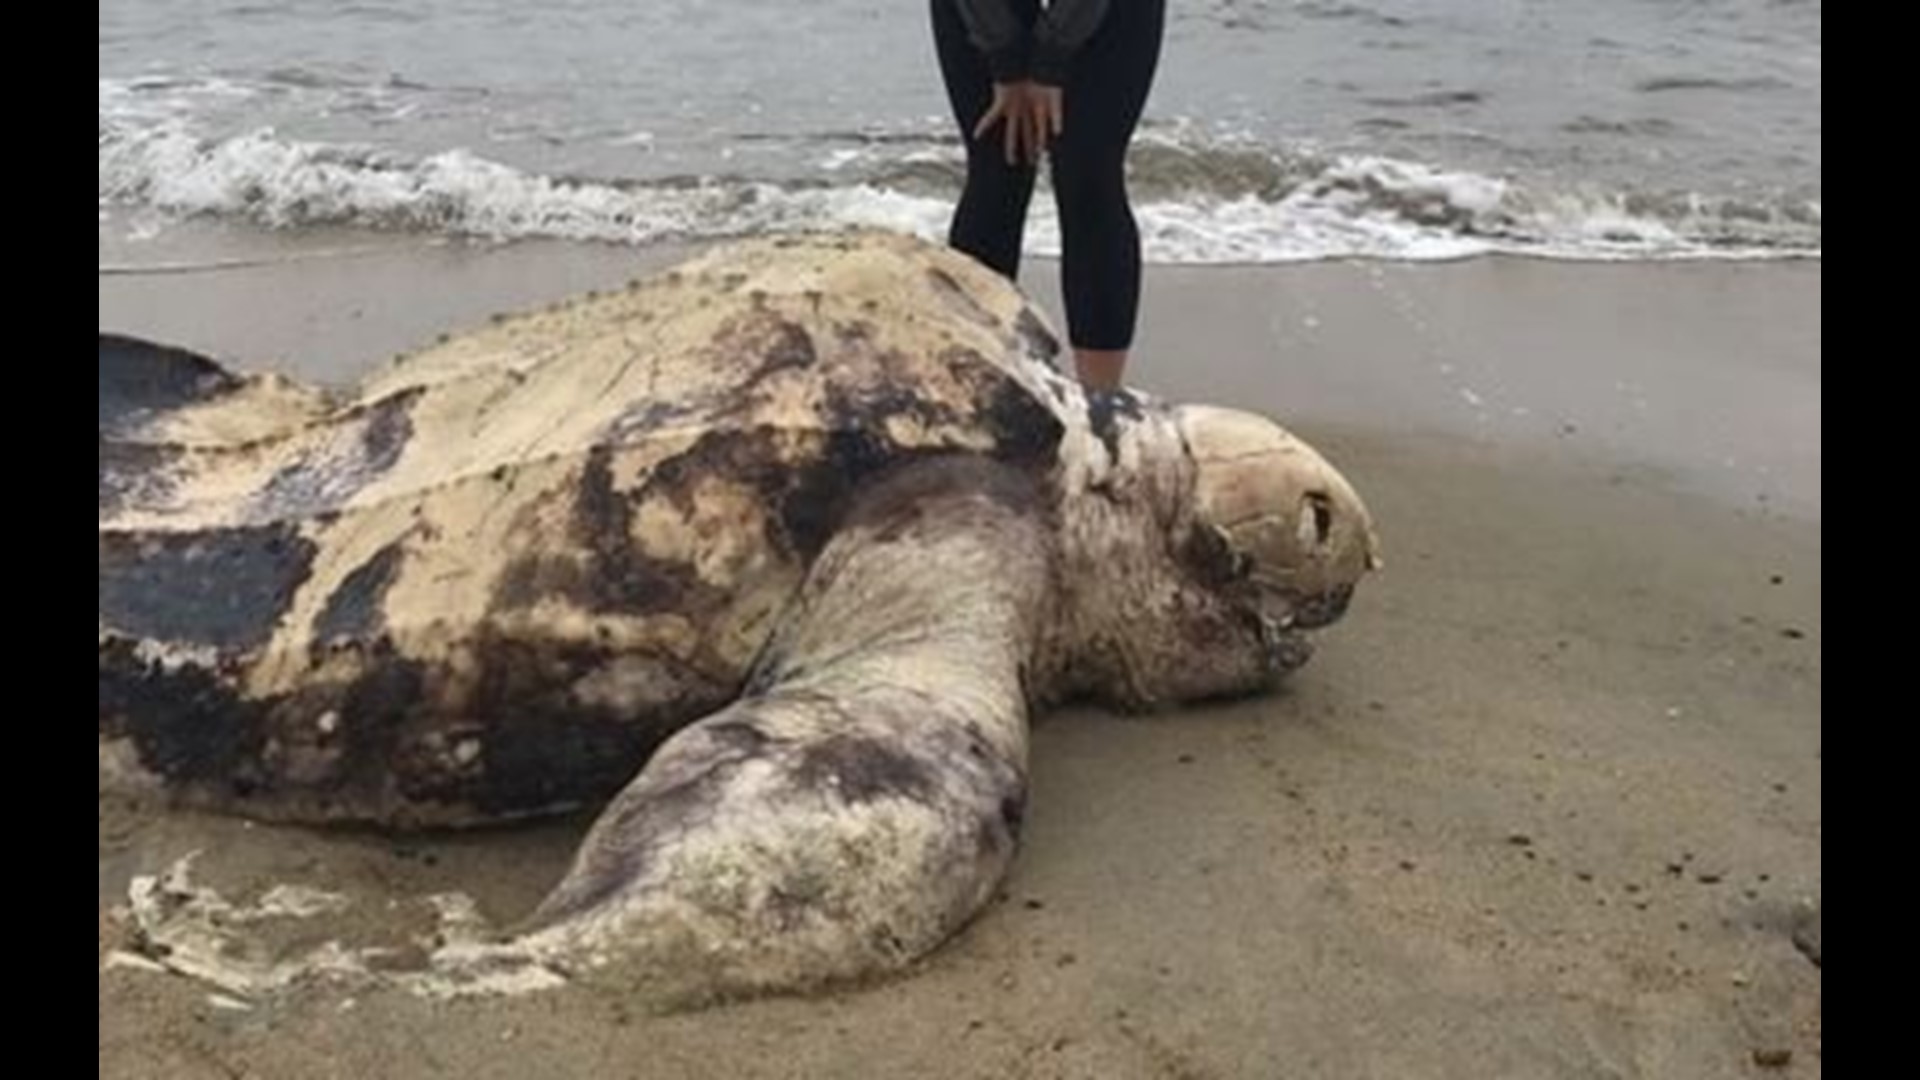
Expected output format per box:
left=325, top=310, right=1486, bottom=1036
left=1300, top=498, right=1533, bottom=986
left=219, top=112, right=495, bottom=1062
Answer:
left=950, top=0, right=1112, bottom=85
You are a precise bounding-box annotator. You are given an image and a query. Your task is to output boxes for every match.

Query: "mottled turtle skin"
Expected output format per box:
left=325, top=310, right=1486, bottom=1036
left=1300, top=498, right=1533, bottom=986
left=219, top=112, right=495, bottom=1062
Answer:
left=99, top=231, right=1379, bottom=1001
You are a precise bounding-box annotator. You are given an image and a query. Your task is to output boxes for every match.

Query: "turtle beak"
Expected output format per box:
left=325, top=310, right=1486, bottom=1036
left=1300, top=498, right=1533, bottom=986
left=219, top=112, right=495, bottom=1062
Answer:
left=1290, top=584, right=1356, bottom=630
left=1256, top=610, right=1314, bottom=676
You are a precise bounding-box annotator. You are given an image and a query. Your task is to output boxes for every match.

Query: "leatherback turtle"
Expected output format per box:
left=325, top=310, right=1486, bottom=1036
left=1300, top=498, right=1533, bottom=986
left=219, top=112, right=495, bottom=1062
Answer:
left=99, top=230, right=1378, bottom=1001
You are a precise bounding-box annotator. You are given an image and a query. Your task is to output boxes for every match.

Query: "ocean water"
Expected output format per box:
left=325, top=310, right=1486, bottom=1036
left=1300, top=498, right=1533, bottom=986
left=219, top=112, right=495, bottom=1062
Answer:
left=99, top=0, right=1821, bottom=263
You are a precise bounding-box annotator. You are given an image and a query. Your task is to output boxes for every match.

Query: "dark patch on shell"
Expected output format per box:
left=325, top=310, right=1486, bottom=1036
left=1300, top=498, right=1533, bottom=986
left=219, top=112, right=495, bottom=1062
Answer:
left=360, top=390, right=416, bottom=465
left=977, top=367, right=1067, bottom=464
left=1085, top=388, right=1144, bottom=464
left=610, top=336, right=1065, bottom=566
left=1012, top=307, right=1062, bottom=370
left=103, top=632, right=429, bottom=814
left=738, top=319, right=818, bottom=392
left=101, top=632, right=425, bottom=813
left=99, top=437, right=183, bottom=517
left=99, top=334, right=241, bottom=438
left=634, top=402, right=947, bottom=564
left=297, top=645, right=430, bottom=806
left=575, top=445, right=698, bottom=611
left=100, top=634, right=267, bottom=790
left=494, top=444, right=715, bottom=616
left=779, top=426, right=909, bottom=559
left=793, top=733, right=937, bottom=804
left=311, top=542, right=405, bottom=646
left=252, top=390, right=419, bottom=521
left=402, top=636, right=728, bottom=817
left=104, top=625, right=731, bottom=824
left=99, top=523, right=316, bottom=651
left=781, top=347, right=1062, bottom=557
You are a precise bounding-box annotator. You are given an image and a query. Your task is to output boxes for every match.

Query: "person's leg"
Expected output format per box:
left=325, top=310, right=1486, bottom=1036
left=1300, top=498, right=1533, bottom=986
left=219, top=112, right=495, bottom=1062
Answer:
left=931, top=0, right=1041, bottom=280
left=1049, top=0, right=1166, bottom=390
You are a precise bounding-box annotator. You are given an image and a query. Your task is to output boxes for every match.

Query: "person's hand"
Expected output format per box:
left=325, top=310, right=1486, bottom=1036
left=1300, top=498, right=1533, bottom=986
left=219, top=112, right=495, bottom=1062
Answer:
left=974, top=81, right=1065, bottom=165
left=1026, top=84, right=1063, bottom=161
left=973, top=82, right=1028, bottom=165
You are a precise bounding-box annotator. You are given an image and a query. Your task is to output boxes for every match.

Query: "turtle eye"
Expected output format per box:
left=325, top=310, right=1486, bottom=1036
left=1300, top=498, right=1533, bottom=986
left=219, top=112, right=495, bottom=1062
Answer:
left=1300, top=491, right=1334, bottom=550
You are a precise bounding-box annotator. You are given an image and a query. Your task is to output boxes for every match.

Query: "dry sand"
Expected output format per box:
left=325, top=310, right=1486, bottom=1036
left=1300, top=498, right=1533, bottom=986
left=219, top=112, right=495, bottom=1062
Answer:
left=99, top=230, right=1821, bottom=1079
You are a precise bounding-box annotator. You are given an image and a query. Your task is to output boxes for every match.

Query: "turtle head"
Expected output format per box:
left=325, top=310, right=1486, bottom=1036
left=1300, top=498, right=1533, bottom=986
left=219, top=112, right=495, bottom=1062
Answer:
left=1073, top=401, right=1379, bottom=707
left=1169, top=403, right=1378, bottom=694
left=1180, top=402, right=1379, bottom=616
left=1052, top=392, right=1378, bottom=710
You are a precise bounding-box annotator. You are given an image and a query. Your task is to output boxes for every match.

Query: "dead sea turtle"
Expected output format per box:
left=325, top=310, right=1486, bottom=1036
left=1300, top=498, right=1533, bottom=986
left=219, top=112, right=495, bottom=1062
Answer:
left=99, top=230, right=1379, bottom=1001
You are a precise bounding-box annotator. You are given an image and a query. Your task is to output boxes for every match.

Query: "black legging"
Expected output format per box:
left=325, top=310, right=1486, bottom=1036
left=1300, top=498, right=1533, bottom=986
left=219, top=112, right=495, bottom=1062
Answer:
left=932, top=0, right=1164, bottom=352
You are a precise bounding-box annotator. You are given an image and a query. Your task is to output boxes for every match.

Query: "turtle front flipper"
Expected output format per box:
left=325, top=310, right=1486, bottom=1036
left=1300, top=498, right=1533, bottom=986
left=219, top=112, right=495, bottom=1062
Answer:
left=514, top=457, right=1054, bottom=1004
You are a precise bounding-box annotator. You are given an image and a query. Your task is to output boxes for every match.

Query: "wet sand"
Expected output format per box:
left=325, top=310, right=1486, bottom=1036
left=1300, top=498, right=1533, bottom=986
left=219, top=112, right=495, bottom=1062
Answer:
left=99, top=232, right=1821, bottom=1079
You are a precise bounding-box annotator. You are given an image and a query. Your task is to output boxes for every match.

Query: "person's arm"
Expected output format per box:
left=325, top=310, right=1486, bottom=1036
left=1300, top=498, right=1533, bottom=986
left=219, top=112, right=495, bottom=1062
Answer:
left=1030, top=0, right=1112, bottom=86
left=951, top=0, right=1035, bottom=82
left=953, top=0, right=1114, bottom=85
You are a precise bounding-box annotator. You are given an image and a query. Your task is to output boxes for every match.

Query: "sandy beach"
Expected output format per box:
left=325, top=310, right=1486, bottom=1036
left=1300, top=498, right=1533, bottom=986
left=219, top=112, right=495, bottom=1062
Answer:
left=99, top=233, right=1821, bottom=1079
